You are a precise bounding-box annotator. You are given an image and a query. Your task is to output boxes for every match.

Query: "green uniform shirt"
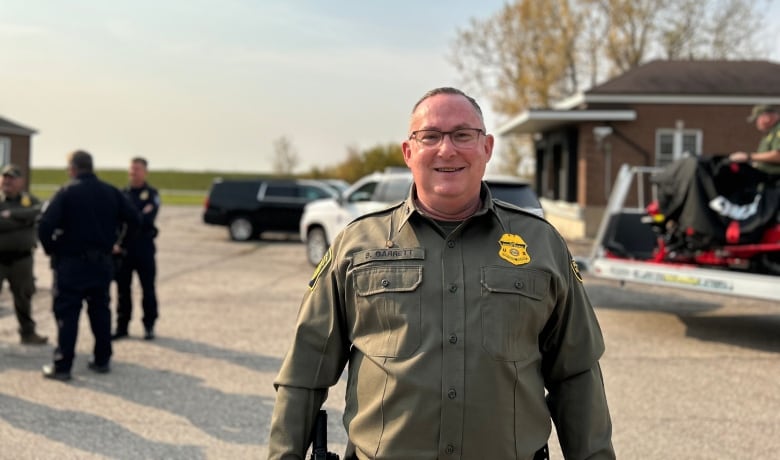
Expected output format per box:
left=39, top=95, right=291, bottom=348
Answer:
left=269, top=184, right=614, bottom=460
left=754, top=120, right=780, bottom=174
left=0, top=192, right=42, bottom=252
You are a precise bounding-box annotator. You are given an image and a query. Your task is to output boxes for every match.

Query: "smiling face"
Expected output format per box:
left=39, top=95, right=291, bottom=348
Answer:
left=401, top=93, right=494, bottom=217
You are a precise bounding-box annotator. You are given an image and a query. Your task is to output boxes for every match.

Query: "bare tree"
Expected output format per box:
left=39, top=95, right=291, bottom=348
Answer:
left=271, top=136, right=299, bottom=175
left=450, top=0, right=580, bottom=117
left=452, top=0, right=768, bottom=115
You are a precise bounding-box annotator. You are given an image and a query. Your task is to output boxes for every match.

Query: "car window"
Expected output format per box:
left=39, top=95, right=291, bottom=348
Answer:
left=374, top=177, right=412, bottom=202
left=262, top=183, right=299, bottom=199
left=348, top=181, right=378, bottom=203
left=301, top=185, right=333, bottom=200
left=210, top=182, right=260, bottom=203
left=487, top=183, right=541, bottom=209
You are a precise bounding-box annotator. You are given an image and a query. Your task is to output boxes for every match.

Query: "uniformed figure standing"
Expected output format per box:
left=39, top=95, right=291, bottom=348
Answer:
left=0, top=164, right=47, bottom=345
left=729, top=104, right=780, bottom=175
left=38, top=150, right=141, bottom=381
left=268, top=88, right=615, bottom=459
left=112, top=156, right=160, bottom=341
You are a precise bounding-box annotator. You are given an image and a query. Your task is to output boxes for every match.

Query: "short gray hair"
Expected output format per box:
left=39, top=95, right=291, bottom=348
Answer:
left=411, top=87, right=484, bottom=123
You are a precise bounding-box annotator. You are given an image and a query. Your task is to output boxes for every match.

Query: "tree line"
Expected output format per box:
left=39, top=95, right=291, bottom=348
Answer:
left=275, top=0, right=772, bottom=179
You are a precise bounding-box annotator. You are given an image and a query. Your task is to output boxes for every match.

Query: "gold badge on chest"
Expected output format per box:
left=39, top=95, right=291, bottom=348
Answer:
left=498, top=233, right=531, bottom=265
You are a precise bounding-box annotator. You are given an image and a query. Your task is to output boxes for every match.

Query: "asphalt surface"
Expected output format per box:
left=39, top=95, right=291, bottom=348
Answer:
left=1, top=206, right=778, bottom=459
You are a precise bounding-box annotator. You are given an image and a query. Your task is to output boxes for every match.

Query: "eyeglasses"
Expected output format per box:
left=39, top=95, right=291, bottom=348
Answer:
left=409, top=128, right=485, bottom=148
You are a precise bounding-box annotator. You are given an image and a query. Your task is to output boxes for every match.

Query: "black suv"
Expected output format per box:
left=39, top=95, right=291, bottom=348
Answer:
left=203, top=178, right=337, bottom=241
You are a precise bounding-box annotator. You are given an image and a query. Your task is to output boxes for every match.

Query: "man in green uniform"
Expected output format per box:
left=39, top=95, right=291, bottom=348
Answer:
left=0, top=164, right=47, bottom=344
left=730, top=104, right=780, bottom=175
left=268, top=88, right=615, bottom=459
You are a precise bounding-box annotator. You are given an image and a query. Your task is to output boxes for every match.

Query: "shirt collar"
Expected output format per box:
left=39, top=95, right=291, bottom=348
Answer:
left=396, top=182, right=504, bottom=231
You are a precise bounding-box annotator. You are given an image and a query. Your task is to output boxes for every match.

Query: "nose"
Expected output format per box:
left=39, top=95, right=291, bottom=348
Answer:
left=437, top=133, right=458, bottom=157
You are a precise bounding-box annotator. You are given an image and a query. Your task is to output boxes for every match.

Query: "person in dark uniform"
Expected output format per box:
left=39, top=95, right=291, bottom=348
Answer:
left=112, top=157, right=160, bottom=341
left=0, top=164, right=47, bottom=345
left=38, top=150, right=141, bottom=381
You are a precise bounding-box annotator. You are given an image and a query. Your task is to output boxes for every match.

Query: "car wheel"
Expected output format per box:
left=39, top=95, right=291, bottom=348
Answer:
left=306, top=227, right=328, bottom=266
left=229, top=216, right=255, bottom=241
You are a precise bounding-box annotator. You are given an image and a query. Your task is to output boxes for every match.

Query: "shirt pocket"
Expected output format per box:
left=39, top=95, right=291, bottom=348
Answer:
left=480, top=266, right=551, bottom=362
left=352, top=265, right=422, bottom=358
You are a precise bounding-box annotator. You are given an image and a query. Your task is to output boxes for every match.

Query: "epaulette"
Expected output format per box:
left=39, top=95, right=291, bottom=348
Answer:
left=492, top=198, right=547, bottom=222
left=349, top=200, right=405, bottom=225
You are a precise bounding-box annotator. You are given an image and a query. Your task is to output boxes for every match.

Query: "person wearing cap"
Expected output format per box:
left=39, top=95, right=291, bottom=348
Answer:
left=729, top=104, right=780, bottom=175
left=0, top=164, right=47, bottom=345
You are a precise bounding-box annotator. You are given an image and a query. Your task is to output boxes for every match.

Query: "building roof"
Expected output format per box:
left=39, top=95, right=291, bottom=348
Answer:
left=497, top=109, right=636, bottom=135
left=499, top=59, right=780, bottom=136
left=587, top=60, right=780, bottom=96
left=0, top=116, right=37, bottom=136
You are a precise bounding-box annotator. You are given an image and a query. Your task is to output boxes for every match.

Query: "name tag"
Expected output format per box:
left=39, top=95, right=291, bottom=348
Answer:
left=353, top=247, right=425, bottom=266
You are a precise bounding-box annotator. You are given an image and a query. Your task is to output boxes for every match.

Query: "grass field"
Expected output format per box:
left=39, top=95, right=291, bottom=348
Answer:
left=28, top=168, right=283, bottom=205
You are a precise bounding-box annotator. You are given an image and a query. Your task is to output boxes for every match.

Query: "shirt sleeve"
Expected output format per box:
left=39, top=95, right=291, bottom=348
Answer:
left=541, top=243, right=615, bottom=459
left=268, top=247, right=351, bottom=458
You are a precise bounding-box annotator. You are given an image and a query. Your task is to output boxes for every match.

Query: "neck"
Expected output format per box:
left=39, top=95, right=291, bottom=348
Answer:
left=414, top=195, right=481, bottom=221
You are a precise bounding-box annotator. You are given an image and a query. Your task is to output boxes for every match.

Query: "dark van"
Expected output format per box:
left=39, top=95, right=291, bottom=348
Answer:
left=203, top=178, right=336, bottom=241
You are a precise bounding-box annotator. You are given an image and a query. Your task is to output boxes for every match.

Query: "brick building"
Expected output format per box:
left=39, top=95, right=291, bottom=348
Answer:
left=497, top=60, right=780, bottom=239
left=0, top=115, right=37, bottom=180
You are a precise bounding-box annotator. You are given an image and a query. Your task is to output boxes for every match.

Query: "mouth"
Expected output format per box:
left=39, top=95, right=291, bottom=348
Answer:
left=434, top=167, right=465, bottom=173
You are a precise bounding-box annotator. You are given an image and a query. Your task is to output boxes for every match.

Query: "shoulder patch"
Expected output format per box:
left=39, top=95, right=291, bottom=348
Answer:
left=308, top=247, right=333, bottom=290
left=571, top=258, right=583, bottom=283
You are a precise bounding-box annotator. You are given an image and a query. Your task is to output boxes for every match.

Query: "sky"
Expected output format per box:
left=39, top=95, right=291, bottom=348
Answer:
left=2, top=1, right=780, bottom=173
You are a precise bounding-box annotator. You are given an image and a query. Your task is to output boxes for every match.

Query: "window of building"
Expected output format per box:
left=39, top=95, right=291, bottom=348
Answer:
left=655, top=129, right=701, bottom=167
left=0, top=137, right=10, bottom=165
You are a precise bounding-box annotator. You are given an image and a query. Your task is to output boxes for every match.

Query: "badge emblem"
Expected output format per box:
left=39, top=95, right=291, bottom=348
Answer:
left=571, top=259, right=583, bottom=283
left=140, top=190, right=149, bottom=201
left=498, top=233, right=530, bottom=265
left=309, top=247, right=332, bottom=290
left=21, top=194, right=31, bottom=207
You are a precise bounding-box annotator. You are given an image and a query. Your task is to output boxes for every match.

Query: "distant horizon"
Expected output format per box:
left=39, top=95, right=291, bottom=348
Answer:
left=4, top=1, right=780, bottom=174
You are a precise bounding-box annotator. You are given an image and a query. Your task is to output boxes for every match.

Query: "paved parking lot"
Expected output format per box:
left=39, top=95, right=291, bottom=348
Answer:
left=1, top=206, right=778, bottom=459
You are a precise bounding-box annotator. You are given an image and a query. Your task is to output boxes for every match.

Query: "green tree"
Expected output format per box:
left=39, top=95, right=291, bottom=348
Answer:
left=305, top=143, right=406, bottom=184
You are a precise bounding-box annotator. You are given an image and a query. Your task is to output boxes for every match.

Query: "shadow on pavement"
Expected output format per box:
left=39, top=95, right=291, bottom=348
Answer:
left=585, top=283, right=721, bottom=315
left=0, top=342, right=276, bottom=446
left=679, top=314, right=780, bottom=353
left=144, top=336, right=283, bottom=373
left=586, top=281, right=780, bottom=353
left=86, top=361, right=275, bottom=445
left=0, top=393, right=204, bottom=460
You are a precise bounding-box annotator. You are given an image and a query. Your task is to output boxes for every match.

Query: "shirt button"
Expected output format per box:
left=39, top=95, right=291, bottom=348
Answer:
left=449, top=334, right=457, bottom=344
left=445, top=444, right=455, bottom=454
left=381, top=279, right=390, bottom=287
left=447, top=389, right=457, bottom=399
left=515, top=280, right=524, bottom=289
left=447, top=241, right=455, bottom=248
left=448, top=284, right=457, bottom=292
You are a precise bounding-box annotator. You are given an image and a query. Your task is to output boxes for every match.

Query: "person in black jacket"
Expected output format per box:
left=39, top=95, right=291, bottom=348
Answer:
left=112, top=156, right=161, bottom=340
left=38, top=150, right=141, bottom=381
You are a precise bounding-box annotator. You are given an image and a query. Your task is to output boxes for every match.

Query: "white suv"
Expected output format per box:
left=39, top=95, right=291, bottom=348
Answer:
left=299, top=170, right=543, bottom=265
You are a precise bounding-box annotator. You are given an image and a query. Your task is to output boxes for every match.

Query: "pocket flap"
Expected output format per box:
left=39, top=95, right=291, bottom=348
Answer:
left=355, top=265, right=423, bottom=296
left=481, top=266, right=550, bottom=300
